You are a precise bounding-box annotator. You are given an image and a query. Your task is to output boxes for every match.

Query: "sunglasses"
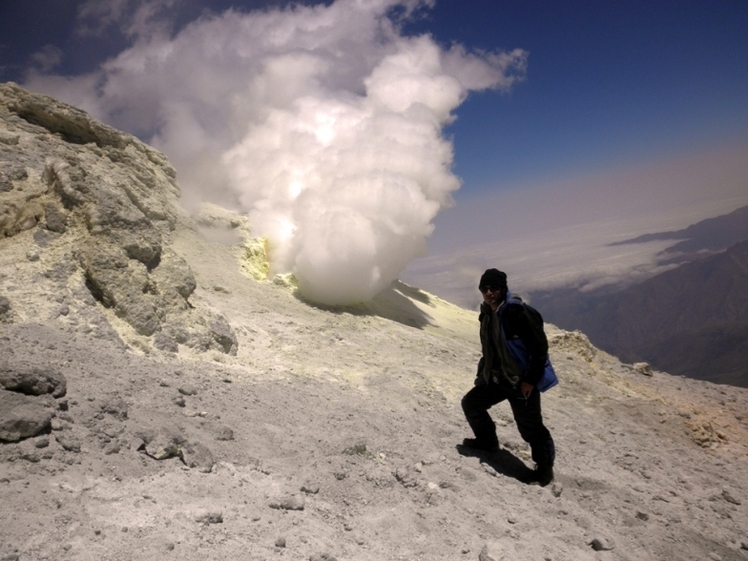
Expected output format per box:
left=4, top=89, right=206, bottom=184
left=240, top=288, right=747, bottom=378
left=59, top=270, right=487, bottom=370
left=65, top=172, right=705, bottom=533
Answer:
left=480, top=285, right=503, bottom=294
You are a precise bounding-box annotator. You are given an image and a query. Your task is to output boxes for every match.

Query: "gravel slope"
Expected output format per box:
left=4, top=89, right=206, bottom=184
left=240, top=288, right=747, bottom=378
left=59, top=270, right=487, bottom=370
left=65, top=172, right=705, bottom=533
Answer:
left=2, top=218, right=748, bottom=561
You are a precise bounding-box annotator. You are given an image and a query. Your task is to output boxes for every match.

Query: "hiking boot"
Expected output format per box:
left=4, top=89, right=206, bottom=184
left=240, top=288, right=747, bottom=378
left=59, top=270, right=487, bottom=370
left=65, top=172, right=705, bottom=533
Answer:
left=461, top=438, right=499, bottom=452
left=529, top=465, right=554, bottom=487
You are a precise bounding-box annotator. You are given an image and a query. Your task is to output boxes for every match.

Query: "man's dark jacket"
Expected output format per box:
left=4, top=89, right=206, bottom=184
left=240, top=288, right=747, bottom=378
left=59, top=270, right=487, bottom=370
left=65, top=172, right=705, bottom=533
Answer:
left=478, top=293, right=549, bottom=388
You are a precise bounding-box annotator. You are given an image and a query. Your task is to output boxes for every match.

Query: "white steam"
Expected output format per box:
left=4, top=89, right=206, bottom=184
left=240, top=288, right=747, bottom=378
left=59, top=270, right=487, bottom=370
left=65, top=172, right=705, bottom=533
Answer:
left=26, top=0, right=527, bottom=304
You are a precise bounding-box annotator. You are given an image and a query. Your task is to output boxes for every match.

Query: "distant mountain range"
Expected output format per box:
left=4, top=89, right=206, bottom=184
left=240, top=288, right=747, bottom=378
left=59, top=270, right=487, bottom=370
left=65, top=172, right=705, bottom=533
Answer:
left=531, top=205, right=748, bottom=387
left=610, top=204, right=748, bottom=265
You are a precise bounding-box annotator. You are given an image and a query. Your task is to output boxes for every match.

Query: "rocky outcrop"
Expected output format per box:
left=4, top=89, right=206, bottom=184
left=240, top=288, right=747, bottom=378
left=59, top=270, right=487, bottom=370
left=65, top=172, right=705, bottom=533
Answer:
left=0, top=83, right=236, bottom=354
left=0, top=363, right=66, bottom=442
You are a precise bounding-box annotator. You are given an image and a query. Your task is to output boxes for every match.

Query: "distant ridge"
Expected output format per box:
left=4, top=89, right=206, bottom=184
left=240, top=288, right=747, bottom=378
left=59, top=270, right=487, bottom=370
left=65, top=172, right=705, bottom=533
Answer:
left=609, top=204, right=748, bottom=263
left=533, top=239, right=748, bottom=387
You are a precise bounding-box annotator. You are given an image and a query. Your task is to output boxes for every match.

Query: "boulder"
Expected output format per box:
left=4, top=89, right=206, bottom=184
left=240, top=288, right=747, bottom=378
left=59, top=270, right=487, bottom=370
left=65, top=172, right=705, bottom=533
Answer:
left=0, top=364, right=67, bottom=397
left=0, top=389, right=53, bottom=442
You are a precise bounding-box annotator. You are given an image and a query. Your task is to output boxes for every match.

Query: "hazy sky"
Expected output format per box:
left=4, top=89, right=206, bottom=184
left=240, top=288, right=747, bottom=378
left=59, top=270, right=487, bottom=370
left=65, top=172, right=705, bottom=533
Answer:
left=2, top=0, right=747, bottom=306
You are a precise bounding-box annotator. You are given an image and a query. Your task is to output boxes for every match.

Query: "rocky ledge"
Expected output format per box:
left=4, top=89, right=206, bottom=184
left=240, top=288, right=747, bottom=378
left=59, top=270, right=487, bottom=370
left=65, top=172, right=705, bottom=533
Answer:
left=0, top=82, right=236, bottom=355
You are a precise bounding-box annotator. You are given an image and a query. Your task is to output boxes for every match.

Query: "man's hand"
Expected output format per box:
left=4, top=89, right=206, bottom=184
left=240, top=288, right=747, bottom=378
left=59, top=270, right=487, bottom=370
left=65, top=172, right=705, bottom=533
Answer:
left=520, top=382, right=534, bottom=398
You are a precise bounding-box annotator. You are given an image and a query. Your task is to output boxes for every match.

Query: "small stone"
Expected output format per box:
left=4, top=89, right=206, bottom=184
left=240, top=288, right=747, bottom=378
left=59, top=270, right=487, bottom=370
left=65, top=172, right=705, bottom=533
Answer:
left=143, top=430, right=184, bottom=460
left=551, top=482, right=563, bottom=498
left=708, top=552, right=722, bottom=561
left=104, top=441, right=121, bottom=455
left=172, top=396, right=186, bottom=407
left=195, top=512, right=223, bottom=524
left=34, top=436, right=50, bottom=448
left=589, top=538, right=614, bottom=551
left=636, top=511, right=649, bottom=521
left=55, top=433, right=81, bottom=453
left=478, top=545, right=498, bottom=561
left=178, top=385, right=198, bottom=396
left=100, top=397, right=128, bottom=420
left=275, top=537, right=286, bottom=548
left=181, top=442, right=214, bottom=473
left=269, top=496, right=305, bottom=511
left=309, top=554, right=337, bottom=561
left=214, top=426, right=234, bottom=441
left=722, top=489, right=741, bottom=505
left=301, top=484, right=320, bottom=495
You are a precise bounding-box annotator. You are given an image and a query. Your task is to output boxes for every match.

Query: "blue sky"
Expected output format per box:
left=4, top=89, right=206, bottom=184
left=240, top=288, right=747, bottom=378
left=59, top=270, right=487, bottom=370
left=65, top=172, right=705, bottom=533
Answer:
left=408, top=0, right=748, bottom=192
left=2, top=0, right=748, bottom=305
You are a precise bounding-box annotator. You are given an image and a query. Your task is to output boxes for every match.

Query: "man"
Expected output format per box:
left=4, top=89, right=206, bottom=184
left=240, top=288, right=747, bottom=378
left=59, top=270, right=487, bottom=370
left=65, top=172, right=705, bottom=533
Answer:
left=461, top=268, right=556, bottom=486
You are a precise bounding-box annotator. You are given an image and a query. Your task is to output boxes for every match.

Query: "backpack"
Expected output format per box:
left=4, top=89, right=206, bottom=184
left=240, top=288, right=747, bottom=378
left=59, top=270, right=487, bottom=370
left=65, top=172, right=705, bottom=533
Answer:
left=500, top=296, right=559, bottom=392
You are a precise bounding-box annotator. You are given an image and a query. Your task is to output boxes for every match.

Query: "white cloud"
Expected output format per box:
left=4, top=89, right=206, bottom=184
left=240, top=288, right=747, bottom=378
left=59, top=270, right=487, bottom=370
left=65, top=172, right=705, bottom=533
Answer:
left=29, top=45, right=64, bottom=73
left=25, top=0, right=526, bottom=305
left=76, top=0, right=178, bottom=38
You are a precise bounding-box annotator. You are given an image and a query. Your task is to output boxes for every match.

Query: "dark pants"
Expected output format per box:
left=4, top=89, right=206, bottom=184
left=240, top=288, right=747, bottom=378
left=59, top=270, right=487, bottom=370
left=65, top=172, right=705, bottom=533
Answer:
left=462, top=378, right=555, bottom=467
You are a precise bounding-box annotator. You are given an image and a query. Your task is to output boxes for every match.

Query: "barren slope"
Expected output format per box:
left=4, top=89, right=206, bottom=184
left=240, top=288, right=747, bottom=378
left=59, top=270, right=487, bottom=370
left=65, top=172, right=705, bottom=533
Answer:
left=2, top=84, right=748, bottom=561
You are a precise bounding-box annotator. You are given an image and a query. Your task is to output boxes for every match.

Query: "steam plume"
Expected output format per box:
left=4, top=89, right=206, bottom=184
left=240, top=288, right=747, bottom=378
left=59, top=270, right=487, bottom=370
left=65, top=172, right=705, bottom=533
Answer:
left=26, top=0, right=527, bottom=304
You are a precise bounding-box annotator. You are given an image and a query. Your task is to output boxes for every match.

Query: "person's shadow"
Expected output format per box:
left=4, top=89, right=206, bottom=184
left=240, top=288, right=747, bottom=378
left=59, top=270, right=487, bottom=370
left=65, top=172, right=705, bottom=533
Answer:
left=456, top=445, right=536, bottom=483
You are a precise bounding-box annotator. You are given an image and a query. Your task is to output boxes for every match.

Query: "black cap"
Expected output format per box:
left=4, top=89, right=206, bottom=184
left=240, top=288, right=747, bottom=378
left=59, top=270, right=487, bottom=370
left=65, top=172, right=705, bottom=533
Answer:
left=479, top=268, right=507, bottom=291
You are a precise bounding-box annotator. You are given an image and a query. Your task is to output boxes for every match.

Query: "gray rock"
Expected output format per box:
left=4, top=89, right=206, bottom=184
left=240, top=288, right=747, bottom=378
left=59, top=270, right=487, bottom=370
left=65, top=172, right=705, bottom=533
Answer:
left=0, top=364, right=67, bottom=397
left=478, top=545, right=498, bottom=561
left=0, top=390, right=53, bottom=442
left=195, top=512, right=223, bottom=524
left=181, top=442, right=214, bottom=473
left=210, top=315, right=238, bottom=355
left=310, top=554, right=337, bottom=561
left=214, top=426, right=234, bottom=441
left=153, top=332, right=178, bottom=353
left=44, top=202, right=67, bottom=233
left=55, top=433, right=81, bottom=452
left=589, top=538, right=614, bottom=551
left=0, top=130, right=20, bottom=145
left=722, top=489, right=741, bottom=505
left=33, top=228, right=60, bottom=247
left=142, top=430, right=185, bottom=461
left=100, top=396, right=128, bottom=420
left=178, top=385, right=198, bottom=396
left=149, top=249, right=196, bottom=301
left=301, top=484, right=320, bottom=495
left=103, top=440, right=121, bottom=455
left=0, top=296, right=11, bottom=318
left=269, top=496, right=305, bottom=511
left=0, top=199, right=44, bottom=237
